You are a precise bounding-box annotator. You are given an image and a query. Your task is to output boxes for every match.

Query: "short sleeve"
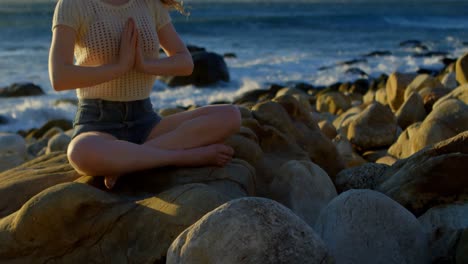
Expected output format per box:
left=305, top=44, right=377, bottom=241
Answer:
left=154, top=1, right=172, bottom=30
left=51, top=0, right=82, bottom=32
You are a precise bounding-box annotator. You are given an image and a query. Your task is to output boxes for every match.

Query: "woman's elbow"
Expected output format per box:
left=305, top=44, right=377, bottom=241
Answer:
left=181, top=55, right=194, bottom=76
left=49, top=74, right=67, bottom=92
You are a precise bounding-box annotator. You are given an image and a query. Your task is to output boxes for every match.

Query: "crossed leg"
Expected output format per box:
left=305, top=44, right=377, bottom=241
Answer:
left=67, top=104, right=241, bottom=189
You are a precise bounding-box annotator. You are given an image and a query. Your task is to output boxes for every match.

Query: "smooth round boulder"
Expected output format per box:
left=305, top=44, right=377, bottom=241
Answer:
left=335, top=163, right=390, bottom=192
left=386, top=72, right=417, bottom=112
left=456, top=52, right=468, bottom=85
left=418, top=203, right=468, bottom=263
left=441, top=72, right=458, bottom=90
left=315, top=190, right=429, bottom=264
left=0, top=83, right=45, bottom=97
left=46, top=133, right=71, bottom=154
left=396, top=92, right=426, bottom=130
left=347, top=102, right=398, bottom=150
left=316, top=92, right=351, bottom=115
left=167, top=197, right=334, bottom=264
left=269, top=160, right=337, bottom=226
left=0, top=133, right=27, bottom=172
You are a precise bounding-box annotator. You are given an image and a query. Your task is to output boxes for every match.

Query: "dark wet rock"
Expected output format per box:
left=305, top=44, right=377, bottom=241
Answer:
left=363, top=50, right=392, bottom=57
left=0, top=115, right=7, bottom=125
left=442, top=58, right=457, bottom=67
left=350, top=79, right=369, bottom=95
left=417, top=68, right=439, bottom=75
left=161, top=51, right=230, bottom=87
left=400, top=40, right=423, bottom=47
left=413, top=51, right=449, bottom=58
left=293, top=82, right=315, bottom=92
left=233, top=89, right=272, bottom=105
left=223, top=52, right=237, bottom=58
left=379, top=131, right=468, bottom=216
left=345, top=67, right=368, bottom=77
left=28, top=119, right=73, bottom=140
left=338, top=58, right=367, bottom=66
left=0, top=83, right=45, bottom=97
left=186, top=44, right=206, bottom=53
left=335, top=163, right=390, bottom=193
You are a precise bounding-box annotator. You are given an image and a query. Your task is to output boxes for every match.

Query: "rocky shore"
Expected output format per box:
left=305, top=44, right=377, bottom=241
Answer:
left=0, top=51, right=467, bottom=263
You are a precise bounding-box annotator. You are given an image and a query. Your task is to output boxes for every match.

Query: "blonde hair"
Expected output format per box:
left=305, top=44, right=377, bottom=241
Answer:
left=160, top=0, right=189, bottom=15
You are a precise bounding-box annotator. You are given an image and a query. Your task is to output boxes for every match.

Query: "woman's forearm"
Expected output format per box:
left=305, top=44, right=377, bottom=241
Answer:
left=50, top=63, right=125, bottom=91
left=142, top=52, right=194, bottom=77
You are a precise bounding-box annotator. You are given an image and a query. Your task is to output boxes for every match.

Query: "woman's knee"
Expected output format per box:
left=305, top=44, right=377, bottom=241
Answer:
left=67, top=133, right=107, bottom=174
left=222, top=105, right=242, bottom=134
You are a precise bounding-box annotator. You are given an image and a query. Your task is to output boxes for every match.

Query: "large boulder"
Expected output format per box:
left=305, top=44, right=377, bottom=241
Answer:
left=456, top=52, right=468, bottom=85
left=335, top=163, right=390, bottom=193
left=0, top=182, right=233, bottom=263
left=389, top=98, right=468, bottom=159
left=432, top=83, right=468, bottom=109
left=269, top=160, right=337, bottom=226
left=405, top=74, right=444, bottom=100
left=316, top=91, right=351, bottom=115
left=167, top=197, right=334, bottom=264
left=418, top=203, right=468, bottom=263
left=378, top=131, right=468, bottom=216
left=45, top=133, right=71, bottom=154
left=315, top=190, right=429, bottom=264
left=386, top=72, right=417, bottom=112
left=0, top=152, right=79, bottom=218
left=347, top=102, right=398, bottom=150
left=0, top=82, right=44, bottom=97
left=0, top=133, right=28, bottom=173
left=395, top=92, right=427, bottom=130
left=161, top=51, right=230, bottom=87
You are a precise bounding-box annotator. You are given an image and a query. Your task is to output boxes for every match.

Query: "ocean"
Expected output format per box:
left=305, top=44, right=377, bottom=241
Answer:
left=0, top=0, right=467, bottom=132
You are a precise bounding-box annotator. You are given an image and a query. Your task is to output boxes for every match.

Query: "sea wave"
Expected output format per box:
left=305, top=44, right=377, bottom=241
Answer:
left=384, top=16, right=468, bottom=30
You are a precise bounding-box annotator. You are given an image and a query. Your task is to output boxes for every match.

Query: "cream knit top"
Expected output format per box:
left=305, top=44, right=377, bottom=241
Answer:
left=52, top=0, right=171, bottom=101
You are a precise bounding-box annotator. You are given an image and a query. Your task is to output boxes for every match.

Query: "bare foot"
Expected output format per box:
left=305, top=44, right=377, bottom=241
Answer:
left=104, top=174, right=121, bottom=189
left=176, top=144, right=234, bottom=167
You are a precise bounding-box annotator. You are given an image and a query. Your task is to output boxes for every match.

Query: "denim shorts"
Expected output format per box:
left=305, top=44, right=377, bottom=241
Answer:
left=72, top=98, right=162, bottom=144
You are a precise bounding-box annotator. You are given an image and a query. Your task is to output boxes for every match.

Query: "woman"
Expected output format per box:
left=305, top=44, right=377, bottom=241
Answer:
left=49, top=0, right=241, bottom=189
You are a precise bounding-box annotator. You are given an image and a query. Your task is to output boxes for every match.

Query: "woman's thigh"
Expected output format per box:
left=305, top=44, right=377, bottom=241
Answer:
left=145, top=104, right=233, bottom=141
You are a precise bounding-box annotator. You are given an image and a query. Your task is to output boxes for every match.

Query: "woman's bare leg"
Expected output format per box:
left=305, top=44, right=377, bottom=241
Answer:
left=144, top=104, right=242, bottom=150
left=67, top=132, right=235, bottom=188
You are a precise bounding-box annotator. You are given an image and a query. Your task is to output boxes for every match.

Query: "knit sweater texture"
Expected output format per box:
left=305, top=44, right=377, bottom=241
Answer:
left=52, top=0, right=171, bottom=101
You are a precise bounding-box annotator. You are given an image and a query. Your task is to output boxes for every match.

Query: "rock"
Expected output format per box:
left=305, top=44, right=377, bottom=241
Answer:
left=46, top=133, right=71, bottom=154
left=418, top=86, right=451, bottom=113
left=405, top=74, right=444, bottom=100
left=338, top=58, right=367, bottom=66
left=29, top=119, right=73, bottom=139
left=223, top=52, right=236, bottom=58
left=315, top=189, right=429, bottom=264
left=375, top=86, right=388, bottom=105
left=335, top=163, right=390, bottom=192
left=0, top=152, right=79, bottom=218
left=418, top=203, right=468, bottom=263
left=363, top=50, right=392, bottom=57
left=375, top=155, right=397, bottom=166
left=318, top=120, right=337, bottom=139
left=457, top=229, right=468, bottom=264
left=225, top=133, right=263, bottom=166
left=316, top=91, right=351, bottom=115
left=269, top=160, right=337, bottom=226
left=26, top=137, right=48, bottom=157
left=432, top=84, right=468, bottom=109
left=386, top=72, right=417, bottom=112
left=362, top=149, right=388, bottom=162
left=389, top=98, right=468, bottom=159
left=233, top=89, right=273, bottom=105
left=0, top=82, right=45, bottom=97
left=40, top=126, right=63, bottom=140
left=347, top=102, right=398, bottom=150
left=400, top=39, right=424, bottom=47
left=350, top=79, right=369, bottom=95
left=345, top=67, right=368, bottom=77
left=441, top=72, right=458, bottom=90
left=0, top=182, right=233, bottom=263
left=456, top=52, right=468, bottom=85
left=413, top=51, right=449, bottom=58
left=0, top=115, right=7, bottom=125
left=167, top=197, right=334, bottom=264
left=161, top=51, right=230, bottom=87
left=333, top=135, right=367, bottom=168
left=0, top=133, right=28, bottom=173
left=378, top=131, right=468, bottom=216
left=396, top=92, right=427, bottom=130
left=332, top=105, right=362, bottom=136
left=387, top=122, right=422, bottom=159
left=186, top=44, right=206, bottom=53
